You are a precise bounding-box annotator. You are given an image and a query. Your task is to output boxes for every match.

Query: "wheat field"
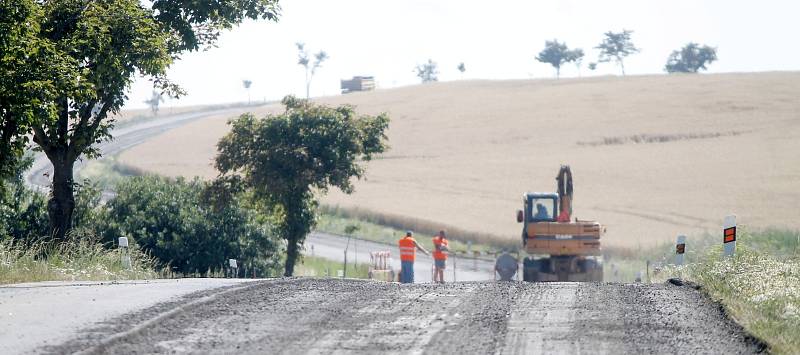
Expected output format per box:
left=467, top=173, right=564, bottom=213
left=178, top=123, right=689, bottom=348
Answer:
left=119, top=72, right=800, bottom=247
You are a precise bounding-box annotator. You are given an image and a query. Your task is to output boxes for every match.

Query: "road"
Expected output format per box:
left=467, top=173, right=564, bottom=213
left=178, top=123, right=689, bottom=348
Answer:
left=0, top=279, right=256, bottom=354
left=33, top=278, right=762, bottom=354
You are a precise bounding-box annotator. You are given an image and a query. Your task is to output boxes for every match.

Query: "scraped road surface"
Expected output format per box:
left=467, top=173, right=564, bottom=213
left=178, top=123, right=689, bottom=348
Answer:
left=26, top=279, right=762, bottom=354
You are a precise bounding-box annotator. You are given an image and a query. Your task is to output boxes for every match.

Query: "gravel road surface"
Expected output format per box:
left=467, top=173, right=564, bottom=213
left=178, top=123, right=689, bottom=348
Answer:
left=42, top=278, right=763, bottom=354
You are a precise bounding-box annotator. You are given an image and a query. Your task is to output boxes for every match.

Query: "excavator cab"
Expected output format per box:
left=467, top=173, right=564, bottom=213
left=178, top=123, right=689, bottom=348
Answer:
left=522, top=193, right=558, bottom=223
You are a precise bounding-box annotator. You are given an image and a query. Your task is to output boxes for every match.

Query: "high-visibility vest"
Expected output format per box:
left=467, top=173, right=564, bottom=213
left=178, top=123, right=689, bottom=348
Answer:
left=398, top=237, right=416, bottom=261
left=432, top=236, right=448, bottom=260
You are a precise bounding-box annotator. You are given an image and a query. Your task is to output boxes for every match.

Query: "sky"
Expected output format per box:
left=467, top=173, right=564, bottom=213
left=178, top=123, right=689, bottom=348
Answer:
left=125, top=0, right=800, bottom=109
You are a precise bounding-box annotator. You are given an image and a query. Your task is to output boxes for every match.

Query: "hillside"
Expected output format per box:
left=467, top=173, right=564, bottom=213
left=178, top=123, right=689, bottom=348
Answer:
left=119, top=72, right=800, bottom=247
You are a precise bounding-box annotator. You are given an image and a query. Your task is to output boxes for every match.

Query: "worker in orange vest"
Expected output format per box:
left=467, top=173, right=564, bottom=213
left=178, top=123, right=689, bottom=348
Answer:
left=432, top=230, right=450, bottom=283
left=398, top=231, right=429, bottom=283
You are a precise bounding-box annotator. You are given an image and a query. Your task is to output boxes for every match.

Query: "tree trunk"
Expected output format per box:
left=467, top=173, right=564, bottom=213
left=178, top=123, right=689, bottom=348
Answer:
left=284, top=236, right=299, bottom=276
left=47, top=151, right=75, bottom=241
left=620, top=60, right=626, bottom=76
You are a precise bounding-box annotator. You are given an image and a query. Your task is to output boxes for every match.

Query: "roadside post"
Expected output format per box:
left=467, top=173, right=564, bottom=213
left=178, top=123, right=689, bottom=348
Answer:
left=675, top=235, right=686, bottom=266
left=723, top=215, right=737, bottom=257
left=228, top=259, right=238, bottom=278
left=118, top=237, right=132, bottom=270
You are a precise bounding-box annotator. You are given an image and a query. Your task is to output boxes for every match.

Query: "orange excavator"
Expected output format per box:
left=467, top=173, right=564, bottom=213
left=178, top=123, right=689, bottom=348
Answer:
left=516, top=165, right=604, bottom=282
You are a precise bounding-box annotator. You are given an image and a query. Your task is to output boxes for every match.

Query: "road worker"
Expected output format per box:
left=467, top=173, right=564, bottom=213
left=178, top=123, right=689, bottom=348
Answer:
left=432, top=230, right=449, bottom=284
left=398, top=231, right=430, bottom=283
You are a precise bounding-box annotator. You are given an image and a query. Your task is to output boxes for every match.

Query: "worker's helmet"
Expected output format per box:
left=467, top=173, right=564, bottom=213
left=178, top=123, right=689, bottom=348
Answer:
left=406, top=230, right=413, bottom=236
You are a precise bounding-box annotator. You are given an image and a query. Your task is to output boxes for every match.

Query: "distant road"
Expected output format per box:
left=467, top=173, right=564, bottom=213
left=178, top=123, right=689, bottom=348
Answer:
left=25, top=107, right=249, bottom=197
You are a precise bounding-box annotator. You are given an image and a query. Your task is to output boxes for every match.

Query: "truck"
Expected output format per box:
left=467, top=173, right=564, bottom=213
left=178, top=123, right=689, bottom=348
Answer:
left=516, top=165, right=604, bottom=282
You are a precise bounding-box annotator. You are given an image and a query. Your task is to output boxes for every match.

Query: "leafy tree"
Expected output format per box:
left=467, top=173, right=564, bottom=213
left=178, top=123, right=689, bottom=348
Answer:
left=457, top=62, right=466, bottom=78
left=588, top=62, right=598, bottom=71
left=536, top=40, right=570, bottom=78
left=215, top=96, right=390, bottom=276
left=665, top=43, right=718, bottom=73
left=0, top=0, right=280, bottom=241
left=415, top=59, right=439, bottom=83
left=568, top=48, right=585, bottom=76
left=144, top=91, right=165, bottom=115
left=596, top=29, right=640, bottom=75
left=295, top=42, right=328, bottom=99
left=100, top=176, right=281, bottom=275
left=242, top=79, right=253, bottom=104
left=0, top=0, right=69, bottom=181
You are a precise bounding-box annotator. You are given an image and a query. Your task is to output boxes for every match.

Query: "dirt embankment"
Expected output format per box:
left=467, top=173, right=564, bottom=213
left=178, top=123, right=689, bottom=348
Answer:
left=49, top=279, right=763, bottom=354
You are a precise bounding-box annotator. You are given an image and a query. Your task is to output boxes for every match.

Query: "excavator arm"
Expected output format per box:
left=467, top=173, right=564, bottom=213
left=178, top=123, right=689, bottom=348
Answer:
left=556, top=165, right=573, bottom=222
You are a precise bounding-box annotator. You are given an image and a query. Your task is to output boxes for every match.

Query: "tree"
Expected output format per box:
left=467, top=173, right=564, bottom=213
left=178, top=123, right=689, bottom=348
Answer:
left=1, top=0, right=280, bottom=241
left=242, top=79, right=253, bottom=104
left=588, top=62, right=598, bottom=71
left=296, top=42, right=328, bottom=99
left=0, top=0, right=70, bottom=181
left=536, top=40, right=583, bottom=78
left=568, top=48, right=585, bottom=77
left=215, top=96, right=390, bottom=276
left=665, top=43, right=718, bottom=73
left=596, top=29, right=640, bottom=75
left=144, top=91, right=165, bottom=115
left=536, top=40, right=569, bottom=78
left=457, top=62, right=466, bottom=78
left=415, top=59, right=439, bottom=83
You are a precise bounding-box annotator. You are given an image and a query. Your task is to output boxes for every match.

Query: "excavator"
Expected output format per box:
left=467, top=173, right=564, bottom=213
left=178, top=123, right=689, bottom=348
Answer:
left=516, top=165, right=604, bottom=282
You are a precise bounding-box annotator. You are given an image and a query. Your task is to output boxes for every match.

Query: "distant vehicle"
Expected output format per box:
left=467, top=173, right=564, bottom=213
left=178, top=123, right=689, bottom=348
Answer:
left=517, top=165, right=604, bottom=282
left=341, top=76, right=375, bottom=94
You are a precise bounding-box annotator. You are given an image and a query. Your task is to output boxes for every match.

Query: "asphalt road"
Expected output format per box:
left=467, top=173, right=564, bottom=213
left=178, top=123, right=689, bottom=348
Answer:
left=0, top=279, right=256, bottom=354
left=39, top=278, right=763, bottom=354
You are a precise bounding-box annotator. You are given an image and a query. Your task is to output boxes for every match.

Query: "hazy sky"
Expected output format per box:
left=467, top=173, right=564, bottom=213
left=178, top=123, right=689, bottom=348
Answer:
left=126, top=0, right=800, bottom=109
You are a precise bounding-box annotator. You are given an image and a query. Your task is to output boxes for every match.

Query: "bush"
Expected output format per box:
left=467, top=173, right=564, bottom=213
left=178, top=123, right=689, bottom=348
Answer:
left=99, top=176, right=282, bottom=275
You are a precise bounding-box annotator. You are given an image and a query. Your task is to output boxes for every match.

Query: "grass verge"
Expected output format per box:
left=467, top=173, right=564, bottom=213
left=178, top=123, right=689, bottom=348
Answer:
left=295, top=255, right=370, bottom=279
left=0, top=236, right=158, bottom=285
left=645, top=228, right=799, bottom=354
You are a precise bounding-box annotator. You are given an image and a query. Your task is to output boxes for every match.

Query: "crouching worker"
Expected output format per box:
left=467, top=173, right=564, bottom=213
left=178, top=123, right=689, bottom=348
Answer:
left=398, top=231, right=430, bottom=283
left=495, top=249, right=519, bottom=281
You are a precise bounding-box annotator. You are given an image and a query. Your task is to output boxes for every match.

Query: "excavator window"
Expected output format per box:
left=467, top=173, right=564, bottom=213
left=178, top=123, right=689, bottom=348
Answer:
left=528, top=197, right=557, bottom=222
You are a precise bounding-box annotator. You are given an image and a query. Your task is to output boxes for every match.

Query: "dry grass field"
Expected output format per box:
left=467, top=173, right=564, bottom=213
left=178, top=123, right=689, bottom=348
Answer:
left=119, top=72, right=800, bottom=248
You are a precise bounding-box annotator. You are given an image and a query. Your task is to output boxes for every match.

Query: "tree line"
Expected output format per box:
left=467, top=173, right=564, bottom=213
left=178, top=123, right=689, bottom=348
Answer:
left=414, top=29, right=718, bottom=83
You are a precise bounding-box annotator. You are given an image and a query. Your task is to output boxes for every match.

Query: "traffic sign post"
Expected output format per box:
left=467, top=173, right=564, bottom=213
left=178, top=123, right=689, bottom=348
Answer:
left=675, top=235, right=686, bottom=266
left=723, top=215, right=737, bottom=257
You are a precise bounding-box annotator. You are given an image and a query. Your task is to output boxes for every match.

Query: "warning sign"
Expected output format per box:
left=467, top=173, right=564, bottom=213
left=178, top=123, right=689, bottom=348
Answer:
left=723, top=227, right=736, bottom=243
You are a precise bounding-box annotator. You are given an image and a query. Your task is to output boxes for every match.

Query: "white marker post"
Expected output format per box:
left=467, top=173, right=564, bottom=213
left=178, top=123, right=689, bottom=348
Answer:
left=118, top=237, right=132, bottom=270
left=229, top=259, right=238, bottom=278
left=675, top=235, right=686, bottom=266
left=723, top=215, right=737, bottom=257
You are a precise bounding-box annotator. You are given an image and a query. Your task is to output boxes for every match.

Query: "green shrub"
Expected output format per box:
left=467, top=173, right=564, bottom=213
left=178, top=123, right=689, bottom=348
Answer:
left=99, top=176, right=282, bottom=275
